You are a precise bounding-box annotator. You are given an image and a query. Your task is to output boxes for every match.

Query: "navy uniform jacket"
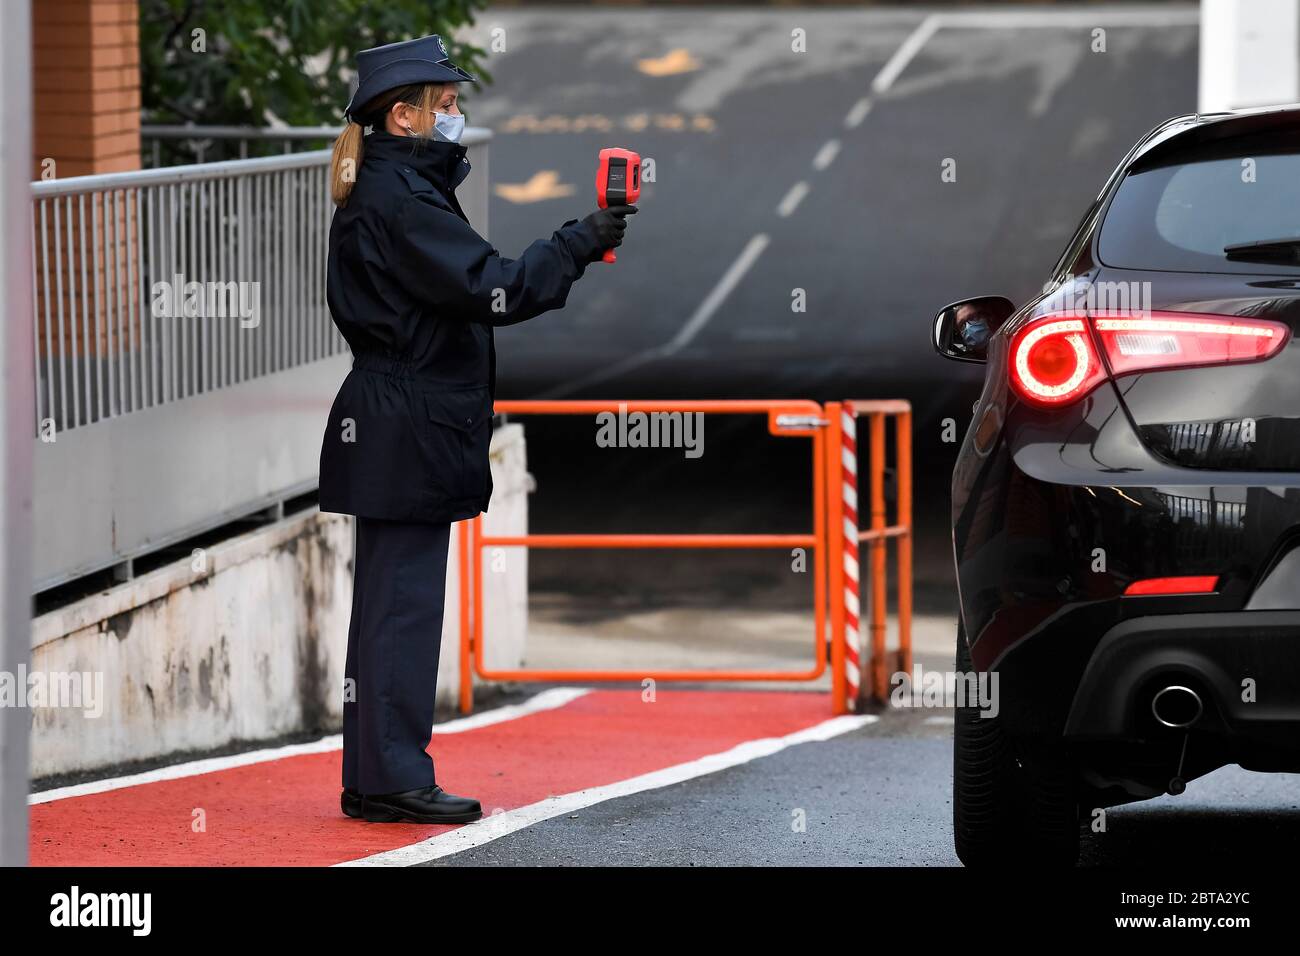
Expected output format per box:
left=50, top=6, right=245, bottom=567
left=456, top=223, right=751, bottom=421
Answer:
left=319, top=131, right=602, bottom=523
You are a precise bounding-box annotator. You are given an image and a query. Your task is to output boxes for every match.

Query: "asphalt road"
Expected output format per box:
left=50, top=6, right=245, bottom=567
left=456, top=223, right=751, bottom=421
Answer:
left=462, top=5, right=1200, bottom=604
left=469, top=6, right=1197, bottom=403
left=426, top=704, right=1300, bottom=867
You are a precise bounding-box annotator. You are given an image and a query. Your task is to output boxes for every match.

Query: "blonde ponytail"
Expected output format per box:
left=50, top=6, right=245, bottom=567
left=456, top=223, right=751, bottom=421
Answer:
left=331, top=121, right=365, bottom=207
left=330, top=82, right=450, bottom=206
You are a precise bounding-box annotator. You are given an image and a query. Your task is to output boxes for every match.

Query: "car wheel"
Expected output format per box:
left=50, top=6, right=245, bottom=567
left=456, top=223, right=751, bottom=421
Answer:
left=952, top=623, right=1080, bottom=867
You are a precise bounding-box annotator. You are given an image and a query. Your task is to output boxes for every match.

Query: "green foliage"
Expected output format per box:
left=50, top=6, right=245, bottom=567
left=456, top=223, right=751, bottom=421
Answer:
left=139, top=0, right=489, bottom=127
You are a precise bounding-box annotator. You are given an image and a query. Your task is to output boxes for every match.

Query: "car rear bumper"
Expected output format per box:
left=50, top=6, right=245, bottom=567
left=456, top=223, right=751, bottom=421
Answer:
left=1064, top=610, right=1300, bottom=745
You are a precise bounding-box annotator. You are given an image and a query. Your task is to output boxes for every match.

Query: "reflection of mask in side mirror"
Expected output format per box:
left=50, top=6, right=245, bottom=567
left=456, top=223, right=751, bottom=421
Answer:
left=933, top=295, right=1015, bottom=363
left=955, top=309, right=988, bottom=349
left=961, top=317, right=987, bottom=351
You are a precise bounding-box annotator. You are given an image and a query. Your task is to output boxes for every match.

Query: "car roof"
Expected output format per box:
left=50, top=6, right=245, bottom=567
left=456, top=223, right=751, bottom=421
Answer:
left=1131, top=103, right=1300, bottom=166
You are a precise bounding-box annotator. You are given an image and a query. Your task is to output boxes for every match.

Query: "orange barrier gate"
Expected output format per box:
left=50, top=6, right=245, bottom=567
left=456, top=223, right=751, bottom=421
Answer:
left=457, top=400, right=827, bottom=713
left=455, top=399, right=912, bottom=715
left=826, top=401, right=913, bottom=714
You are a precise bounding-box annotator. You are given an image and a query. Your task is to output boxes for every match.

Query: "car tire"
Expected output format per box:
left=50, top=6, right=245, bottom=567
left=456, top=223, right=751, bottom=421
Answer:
left=952, top=623, right=1080, bottom=867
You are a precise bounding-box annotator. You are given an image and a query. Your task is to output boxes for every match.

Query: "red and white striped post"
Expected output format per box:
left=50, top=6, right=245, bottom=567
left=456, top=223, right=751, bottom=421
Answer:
left=840, top=408, right=862, bottom=710
left=828, top=400, right=913, bottom=714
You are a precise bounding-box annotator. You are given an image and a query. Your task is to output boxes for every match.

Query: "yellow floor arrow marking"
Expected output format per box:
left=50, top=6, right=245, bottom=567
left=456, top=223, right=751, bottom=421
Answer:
left=637, top=48, right=700, bottom=77
left=493, top=170, right=576, bottom=204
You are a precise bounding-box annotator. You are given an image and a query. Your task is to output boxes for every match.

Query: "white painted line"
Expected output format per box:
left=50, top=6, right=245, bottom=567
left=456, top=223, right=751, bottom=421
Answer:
left=777, top=181, right=809, bottom=217
left=871, top=9, right=1198, bottom=100
left=812, top=139, right=841, bottom=171
left=667, top=233, right=769, bottom=351
left=540, top=233, right=770, bottom=397
left=536, top=343, right=670, bottom=399
left=872, top=7, right=1198, bottom=102
left=30, top=687, right=592, bottom=805
left=941, top=9, right=1198, bottom=29
left=429, top=687, right=590, bottom=734
left=872, top=14, right=941, bottom=94
left=31, top=736, right=347, bottom=806
left=922, top=715, right=955, bottom=726
left=337, top=712, right=880, bottom=866
left=844, top=97, right=872, bottom=129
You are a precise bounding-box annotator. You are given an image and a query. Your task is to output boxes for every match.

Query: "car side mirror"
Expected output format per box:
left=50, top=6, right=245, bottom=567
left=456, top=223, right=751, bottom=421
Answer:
left=933, top=296, right=1015, bottom=363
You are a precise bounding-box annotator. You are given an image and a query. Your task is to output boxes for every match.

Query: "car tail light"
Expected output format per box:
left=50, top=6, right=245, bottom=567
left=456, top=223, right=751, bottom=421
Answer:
left=1008, top=317, right=1106, bottom=406
left=1124, top=575, right=1219, bottom=596
left=1094, top=313, right=1288, bottom=376
left=1008, top=311, right=1290, bottom=407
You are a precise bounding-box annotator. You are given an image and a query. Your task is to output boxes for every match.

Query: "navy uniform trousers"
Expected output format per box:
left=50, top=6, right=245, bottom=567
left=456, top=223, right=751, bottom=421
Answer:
left=341, top=516, right=451, bottom=796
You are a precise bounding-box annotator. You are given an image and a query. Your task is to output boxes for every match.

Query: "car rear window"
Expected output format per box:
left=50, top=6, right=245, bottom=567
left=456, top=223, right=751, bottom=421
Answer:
left=1098, top=144, right=1300, bottom=274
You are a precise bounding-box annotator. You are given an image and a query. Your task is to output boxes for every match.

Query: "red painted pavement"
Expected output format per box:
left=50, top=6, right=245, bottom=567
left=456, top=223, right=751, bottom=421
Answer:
left=31, top=689, right=829, bottom=866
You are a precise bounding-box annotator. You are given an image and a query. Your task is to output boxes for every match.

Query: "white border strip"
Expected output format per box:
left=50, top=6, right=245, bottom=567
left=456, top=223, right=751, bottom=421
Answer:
left=941, top=9, right=1199, bottom=29
left=428, top=687, right=590, bottom=734
left=872, top=8, right=1200, bottom=96
left=337, top=712, right=879, bottom=866
left=30, top=687, right=591, bottom=805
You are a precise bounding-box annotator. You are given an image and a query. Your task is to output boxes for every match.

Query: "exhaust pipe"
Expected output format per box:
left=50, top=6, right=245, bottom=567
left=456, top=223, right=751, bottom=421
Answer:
left=1151, top=684, right=1203, bottom=729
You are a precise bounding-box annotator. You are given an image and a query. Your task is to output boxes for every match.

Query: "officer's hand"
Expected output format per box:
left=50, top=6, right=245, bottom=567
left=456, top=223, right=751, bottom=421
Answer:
left=582, top=205, right=638, bottom=250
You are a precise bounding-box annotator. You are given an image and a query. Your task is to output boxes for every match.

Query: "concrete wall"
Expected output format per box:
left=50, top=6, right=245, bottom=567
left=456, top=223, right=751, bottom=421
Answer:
left=28, top=423, right=529, bottom=780
left=34, top=354, right=354, bottom=594
left=1199, top=0, right=1300, bottom=112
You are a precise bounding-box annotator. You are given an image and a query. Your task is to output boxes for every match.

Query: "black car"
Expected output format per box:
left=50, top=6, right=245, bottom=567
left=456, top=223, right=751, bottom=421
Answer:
left=935, top=106, right=1300, bottom=866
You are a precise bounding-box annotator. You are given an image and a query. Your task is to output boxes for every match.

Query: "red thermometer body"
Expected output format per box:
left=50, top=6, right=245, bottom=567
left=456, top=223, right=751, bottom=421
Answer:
left=595, top=147, right=641, bottom=263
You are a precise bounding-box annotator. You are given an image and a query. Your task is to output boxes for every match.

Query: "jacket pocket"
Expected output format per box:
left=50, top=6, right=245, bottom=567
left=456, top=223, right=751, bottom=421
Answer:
left=423, top=386, right=492, bottom=502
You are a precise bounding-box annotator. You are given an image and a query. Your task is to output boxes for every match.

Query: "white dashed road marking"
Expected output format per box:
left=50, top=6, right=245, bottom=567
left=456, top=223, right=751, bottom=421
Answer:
left=813, top=139, right=841, bottom=171
left=844, top=97, right=872, bottom=129
left=777, top=181, right=810, bottom=218
left=541, top=233, right=771, bottom=397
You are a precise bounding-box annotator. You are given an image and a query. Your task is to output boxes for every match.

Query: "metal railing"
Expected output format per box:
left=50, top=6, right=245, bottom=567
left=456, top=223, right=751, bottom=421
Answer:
left=142, top=125, right=344, bottom=168
left=28, top=129, right=492, bottom=592
left=30, top=149, right=342, bottom=435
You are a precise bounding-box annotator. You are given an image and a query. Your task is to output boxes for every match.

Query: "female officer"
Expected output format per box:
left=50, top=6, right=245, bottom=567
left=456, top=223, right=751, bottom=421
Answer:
left=320, top=34, right=635, bottom=823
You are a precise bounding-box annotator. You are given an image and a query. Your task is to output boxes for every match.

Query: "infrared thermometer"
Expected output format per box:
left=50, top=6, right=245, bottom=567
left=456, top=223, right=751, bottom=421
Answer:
left=595, top=147, right=641, bottom=264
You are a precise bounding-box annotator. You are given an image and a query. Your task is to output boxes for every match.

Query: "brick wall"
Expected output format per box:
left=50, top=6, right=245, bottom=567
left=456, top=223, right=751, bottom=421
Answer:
left=34, top=0, right=141, bottom=179
left=31, top=1, right=142, bottom=383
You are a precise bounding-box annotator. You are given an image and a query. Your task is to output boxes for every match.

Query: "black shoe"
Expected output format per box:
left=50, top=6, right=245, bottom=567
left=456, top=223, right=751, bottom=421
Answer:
left=362, top=785, right=483, bottom=824
left=341, top=788, right=363, bottom=819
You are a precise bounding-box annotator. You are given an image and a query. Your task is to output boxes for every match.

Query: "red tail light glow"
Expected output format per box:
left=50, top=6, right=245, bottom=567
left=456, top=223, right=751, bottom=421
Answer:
left=1124, top=575, right=1220, bottom=596
left=1008, top=317, right=1105, bottom=405
left=1008, top=312, right=1290, bottom=407
left=1094, top=314, right=1288, bottom=376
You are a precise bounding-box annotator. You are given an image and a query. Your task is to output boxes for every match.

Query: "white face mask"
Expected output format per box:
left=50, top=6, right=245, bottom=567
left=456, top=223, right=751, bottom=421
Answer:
left=430, top=111, right=465, bottom=143
left=403, top=106, right=465, bottom=144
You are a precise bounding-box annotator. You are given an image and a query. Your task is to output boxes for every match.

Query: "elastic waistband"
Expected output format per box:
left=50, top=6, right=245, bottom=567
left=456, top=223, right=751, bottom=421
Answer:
left=351, top=353, right=482, bottom=389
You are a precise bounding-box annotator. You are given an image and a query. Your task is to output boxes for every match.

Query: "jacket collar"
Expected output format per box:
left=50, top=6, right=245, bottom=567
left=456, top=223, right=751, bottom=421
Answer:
left=364, top=130, right=470, bottom=192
